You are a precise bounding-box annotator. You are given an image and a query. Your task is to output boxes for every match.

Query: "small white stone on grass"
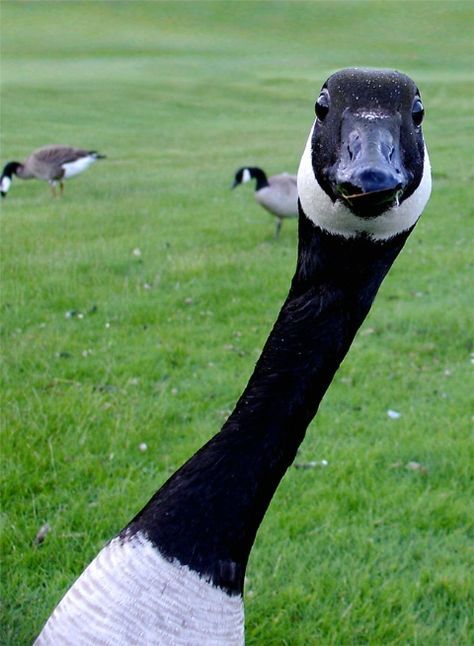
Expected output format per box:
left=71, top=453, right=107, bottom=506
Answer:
left=139, top=443, right=148, bottom=452
left=387, top=409, right=401, bottom=419
left=132, top=248, right=142, bottom=257
left=405, top=461, right=428, bottom=474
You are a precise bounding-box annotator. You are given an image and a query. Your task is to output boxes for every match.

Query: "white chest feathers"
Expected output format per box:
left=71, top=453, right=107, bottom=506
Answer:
left=62, top=156, right=97, bottom=179
left=297, top=121, right=432, bottom=241
left=35, top=531, right=244, bottom=646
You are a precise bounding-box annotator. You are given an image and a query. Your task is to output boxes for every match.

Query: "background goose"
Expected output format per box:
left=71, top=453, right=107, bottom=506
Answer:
left=0, top=145, right=106, bottom=197
left=35, top=68, right=431, bottom=645
left=232, top=166, right=298, bottom=237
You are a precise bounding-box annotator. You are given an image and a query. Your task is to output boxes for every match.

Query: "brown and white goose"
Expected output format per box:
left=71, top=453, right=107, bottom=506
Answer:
left=232, top=167, right=298, bottom=238
left=0, top=145, right=106, bottom=197
left=35, top=68, right=431, bottom=644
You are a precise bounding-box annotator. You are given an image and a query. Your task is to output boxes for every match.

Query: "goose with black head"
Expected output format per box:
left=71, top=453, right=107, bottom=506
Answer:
left=35, top=68, right=431, bottom=645
left=231, top=166, right=298, bottom=238
left=0, top=145, right=106, bottom=198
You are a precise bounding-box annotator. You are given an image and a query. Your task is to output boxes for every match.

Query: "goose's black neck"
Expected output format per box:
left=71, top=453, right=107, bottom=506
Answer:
left=126, top=211, right=410, bottom=595
left=1, top=162, right=22, bottom=179
left=249, top=167, right=269, bottom=191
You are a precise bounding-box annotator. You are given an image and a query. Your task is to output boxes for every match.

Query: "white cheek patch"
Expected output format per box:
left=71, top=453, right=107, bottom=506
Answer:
left=35, top=531, right=244, bottom=645
left=0, top=177, right=12, bottom=193
left=297, top=122, right=432, bottom=241
left=62, top=156, right=96, bottom=179
left=241, top=168, right=252, bottom=184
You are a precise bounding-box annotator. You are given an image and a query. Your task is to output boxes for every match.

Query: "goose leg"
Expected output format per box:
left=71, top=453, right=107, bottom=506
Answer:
left=275, top=218, right=282, bottom=239
left=59, top=181, right=64, bottom=196
left=49, top=181, right=57, bottom=197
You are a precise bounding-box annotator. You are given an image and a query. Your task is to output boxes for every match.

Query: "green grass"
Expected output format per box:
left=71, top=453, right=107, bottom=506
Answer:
left=1, top=1, right=473, bottom=643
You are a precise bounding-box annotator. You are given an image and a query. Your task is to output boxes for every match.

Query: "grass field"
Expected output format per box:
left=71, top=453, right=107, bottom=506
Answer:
left=1, top=1, right=473, bottom=643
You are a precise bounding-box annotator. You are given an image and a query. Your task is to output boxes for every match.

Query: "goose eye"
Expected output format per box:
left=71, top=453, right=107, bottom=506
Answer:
left=315, top=91, right=330, bottom=121
left=412, top=98, right=424, bottom=126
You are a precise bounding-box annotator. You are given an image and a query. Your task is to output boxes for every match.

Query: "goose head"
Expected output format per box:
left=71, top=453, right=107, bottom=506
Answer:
left=0, top=162, right=21, bottom=198
left=298, top=68, right=431, bottom=241
left=232, top=167, right=257, bottom=188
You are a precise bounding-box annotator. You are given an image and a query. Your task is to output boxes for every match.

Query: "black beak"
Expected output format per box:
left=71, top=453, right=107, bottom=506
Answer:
left=231, top=180, right=238, bottom=189
left=331, top=119, right=408, bottom=217
left=1, top=191, right=6, bottom=198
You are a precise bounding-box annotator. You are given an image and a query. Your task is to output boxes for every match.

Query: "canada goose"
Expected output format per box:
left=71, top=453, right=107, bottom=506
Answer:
left=0, top=145, right=106, bottom=197
left=35, top=68, right=431, bottom=644
left=232, top=166, right=298, bottom=237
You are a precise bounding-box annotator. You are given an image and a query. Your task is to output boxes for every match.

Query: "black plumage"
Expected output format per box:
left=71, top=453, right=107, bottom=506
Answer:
left=126, top=213, right=411, bottom=594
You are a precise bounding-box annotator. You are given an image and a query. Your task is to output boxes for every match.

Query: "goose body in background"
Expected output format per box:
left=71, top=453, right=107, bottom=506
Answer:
left=0, top=145, right=106, bottom=198
left=35, top=68, right=431, bottom=645
left=232, top=166, right=298, bottom=237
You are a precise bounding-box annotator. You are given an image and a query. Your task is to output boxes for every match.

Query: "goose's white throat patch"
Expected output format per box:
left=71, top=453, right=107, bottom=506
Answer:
left=241, top=168, right=252, bottom=184
left=297, top=121, right=432, bottom=241
left=35, top=531, right=244, bottom=645
left=0, top=176, right=12, bottom=194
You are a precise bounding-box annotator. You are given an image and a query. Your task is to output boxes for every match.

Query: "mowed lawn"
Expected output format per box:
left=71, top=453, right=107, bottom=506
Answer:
left=1, top=1, right=473, bottom=643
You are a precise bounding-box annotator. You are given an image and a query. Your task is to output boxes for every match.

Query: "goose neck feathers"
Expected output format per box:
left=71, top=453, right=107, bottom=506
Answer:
left=124, top=211, right=411, bottom=595
left=1, top=161, right=22, bottom=178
